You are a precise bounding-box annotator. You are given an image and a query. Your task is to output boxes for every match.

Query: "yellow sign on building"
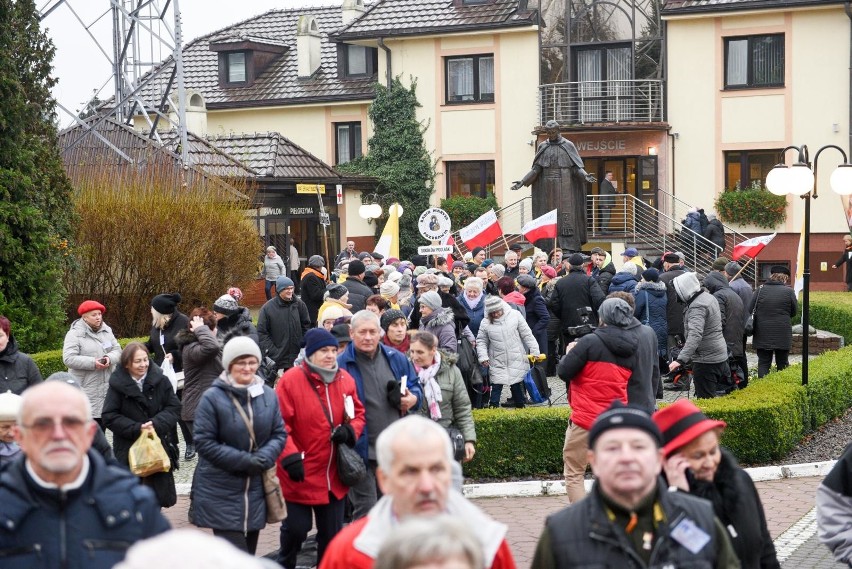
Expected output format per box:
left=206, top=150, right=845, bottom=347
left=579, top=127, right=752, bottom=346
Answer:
left=297, top=184, right=325, bottom=195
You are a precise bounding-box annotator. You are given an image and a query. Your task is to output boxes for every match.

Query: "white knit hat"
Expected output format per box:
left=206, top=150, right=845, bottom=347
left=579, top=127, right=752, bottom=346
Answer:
left=221, top=336, right=262, bottom=371
left=0, top=391, right=23, bottom=422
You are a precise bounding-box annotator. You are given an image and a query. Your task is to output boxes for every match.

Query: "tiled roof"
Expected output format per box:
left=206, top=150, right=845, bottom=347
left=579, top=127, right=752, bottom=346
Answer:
left=662, top=0, right=844, bottom=14
left=135, top=6, right=376, bottom=110
left=58, top=119, right=251, bottom=197
left=335, top=0, right=537, bottom=40
left=185, top=132, right=374, bottom=183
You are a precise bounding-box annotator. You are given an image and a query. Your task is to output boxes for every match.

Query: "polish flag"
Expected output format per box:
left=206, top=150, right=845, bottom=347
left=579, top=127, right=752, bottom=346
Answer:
left=459, top=209, right=503, bottom=250
left=731, top=233, right=776, bottom=260
left=522, top=209, right=558, bottom=243
left=441, top=234, right=456, bottom=265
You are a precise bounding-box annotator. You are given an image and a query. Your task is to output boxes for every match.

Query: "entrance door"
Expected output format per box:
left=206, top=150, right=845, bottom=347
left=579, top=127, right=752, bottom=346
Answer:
left=264, top=217, right=340, bottom=275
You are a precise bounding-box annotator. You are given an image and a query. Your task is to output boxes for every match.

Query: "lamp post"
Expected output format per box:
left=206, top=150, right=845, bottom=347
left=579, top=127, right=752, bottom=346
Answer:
left=765, top=145, right=852, bottom=385
left=357, top=193, right=403, bottom=224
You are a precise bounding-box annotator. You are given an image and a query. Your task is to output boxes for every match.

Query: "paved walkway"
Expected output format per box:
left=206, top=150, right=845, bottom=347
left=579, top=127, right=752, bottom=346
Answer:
left=162, top=475, right=836, bottom=567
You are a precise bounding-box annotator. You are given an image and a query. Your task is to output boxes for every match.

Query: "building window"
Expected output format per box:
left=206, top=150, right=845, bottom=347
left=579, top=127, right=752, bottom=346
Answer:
left=725, top=150, right=781, bottom=190
left=725, top=34, right=784, bottom=89
left=342, top=45, right=377, bottom=78
left=335, top=122, right=362, bottom=165
left=446, top=161, right=495, bottom=198
left=226, top=52, right=247, bottom=83
left=445, top=55, right=494, bottom=104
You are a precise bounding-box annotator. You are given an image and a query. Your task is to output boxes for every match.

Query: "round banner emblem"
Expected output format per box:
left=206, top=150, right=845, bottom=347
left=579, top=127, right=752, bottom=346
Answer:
left=418, top=208, right=452, bottom=241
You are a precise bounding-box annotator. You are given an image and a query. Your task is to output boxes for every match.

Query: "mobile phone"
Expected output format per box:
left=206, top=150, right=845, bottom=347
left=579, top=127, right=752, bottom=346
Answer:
left=98, top=357, right=108, bottom=365
left=684, top=467, right=697, bottom=488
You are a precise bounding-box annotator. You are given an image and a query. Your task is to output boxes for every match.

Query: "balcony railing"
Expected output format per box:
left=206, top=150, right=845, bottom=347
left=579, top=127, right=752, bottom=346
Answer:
left=539, top=79, right=665, bottom=125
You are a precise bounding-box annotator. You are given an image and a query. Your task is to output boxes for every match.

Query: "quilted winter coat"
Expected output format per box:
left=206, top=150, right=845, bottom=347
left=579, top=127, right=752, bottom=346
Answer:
left=633, top=280, right=668, bottom=357
left=62, top=318, right=122, bottom=418
left=476, top=300, right=540, bottom=386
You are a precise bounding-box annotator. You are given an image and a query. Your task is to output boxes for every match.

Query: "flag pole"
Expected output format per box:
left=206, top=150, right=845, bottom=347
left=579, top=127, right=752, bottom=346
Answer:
left=731, top=256, right=753, bottom=283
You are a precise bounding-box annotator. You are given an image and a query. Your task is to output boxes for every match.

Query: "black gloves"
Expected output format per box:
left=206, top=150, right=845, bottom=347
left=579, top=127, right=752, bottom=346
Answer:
left=386, top=380, right=402, bottom=410
left=330, top=424, right=356, bottom=447
left=280, top=452, right=305, bottom=482
left=247, top=455, right=267, bottom=475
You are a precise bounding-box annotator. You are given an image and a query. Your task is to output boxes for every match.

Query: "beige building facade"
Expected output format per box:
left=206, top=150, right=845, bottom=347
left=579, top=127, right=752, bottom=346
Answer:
left=665, top=0, right=851, bottom=287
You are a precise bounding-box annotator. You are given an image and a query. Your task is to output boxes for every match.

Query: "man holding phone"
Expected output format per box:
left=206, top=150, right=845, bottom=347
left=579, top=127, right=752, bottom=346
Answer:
left=337, top=310, right=422, bottom=520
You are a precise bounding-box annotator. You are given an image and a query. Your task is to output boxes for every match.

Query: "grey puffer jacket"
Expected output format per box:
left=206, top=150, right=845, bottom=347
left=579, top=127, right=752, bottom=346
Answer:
left=191, top=375, right=286, bottom=532
left=729, top=277, right=754, bottom=325
left=703, top=271, right=746, bottom=357
left=418, top=351, right=476, bottom=443
left=176, top=326, right=223, bottom=422
left=476, top=299, right=540, bottom=386
left=672, top=272, right=728, bottom=365
left=0, top=336, right=42, bottom=395
left=62, top=319, right=122, bottom=418
left=420, top=307, right=458, bottom=353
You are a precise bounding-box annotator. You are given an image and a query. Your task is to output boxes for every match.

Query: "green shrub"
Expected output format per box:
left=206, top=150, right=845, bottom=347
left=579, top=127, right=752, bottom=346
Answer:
left=30, top=336, right=147, bottom=379
left=809, top=292, right=852, bottom=344
left=440, top=193, right=499, bottom=231
left=714, top=184, right=787, bottom=229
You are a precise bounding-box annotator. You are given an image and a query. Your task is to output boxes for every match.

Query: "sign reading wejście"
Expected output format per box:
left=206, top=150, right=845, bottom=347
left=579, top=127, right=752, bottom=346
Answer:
left=418, top=208, right=451, bottom=241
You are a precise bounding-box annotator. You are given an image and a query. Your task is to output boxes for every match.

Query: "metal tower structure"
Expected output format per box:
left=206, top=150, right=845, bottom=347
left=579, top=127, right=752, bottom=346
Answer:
left=41, top=0, right=190, bottom=163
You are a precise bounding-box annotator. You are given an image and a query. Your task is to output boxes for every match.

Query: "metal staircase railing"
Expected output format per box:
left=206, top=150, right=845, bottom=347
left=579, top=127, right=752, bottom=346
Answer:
left=587, top=193, right=723, bottom=280
left=657, top=189, right=758, bottom=284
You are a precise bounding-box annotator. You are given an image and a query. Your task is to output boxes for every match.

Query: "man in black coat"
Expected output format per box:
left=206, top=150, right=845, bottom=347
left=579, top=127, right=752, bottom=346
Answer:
left=257, top=276, right=311, bottom=373
left=341, top=260, right=374, bottom=313
left=832, top=234, right=852, bottom=291
left=588, top=247, right=615, bottom=293
left=300, top=255, right=328, bottom=326
left=517, top=274, right=550, bottom=353
left=549, top=253, right=605, bottom=343
left=703, top=263, right=746, bottom=387
left=658, top=253, right=687, bottom=349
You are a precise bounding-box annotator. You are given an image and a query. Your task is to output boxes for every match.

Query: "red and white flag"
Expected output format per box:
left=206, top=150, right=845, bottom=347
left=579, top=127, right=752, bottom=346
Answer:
left=522, top=209, right=557, bottom=243
left=441, top=234, right=456, bottom=265
left=459, top=209, right=503, bottom=250
left=731, top=233, right=776, bottom=260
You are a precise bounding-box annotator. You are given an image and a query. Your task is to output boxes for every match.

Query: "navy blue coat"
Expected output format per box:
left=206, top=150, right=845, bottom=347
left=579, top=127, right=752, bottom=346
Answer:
left=522, top=286, right=550, bottom=352
left=634, top=281, right=669, bottom=357
left=0, top=450, right=169, bottom=568
left=338, top=343, right=422, bottom=462
left=191, top=376, right=286, bottom=532
left=457, top=292, right=486, bottom=338
left=608, top=272, right=638, bottom=294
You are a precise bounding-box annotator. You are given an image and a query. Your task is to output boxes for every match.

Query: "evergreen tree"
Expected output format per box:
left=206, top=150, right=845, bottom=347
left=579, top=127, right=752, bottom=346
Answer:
left=0, top=0, right=76, bottom=351
left=339, top=77, right=435, bottom=259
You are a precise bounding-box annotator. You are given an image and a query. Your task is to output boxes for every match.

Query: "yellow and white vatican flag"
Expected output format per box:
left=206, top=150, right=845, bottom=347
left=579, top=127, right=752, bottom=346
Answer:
left=794, top=218, right=805, bottom=297
left=374, top=203, right=403, bottom=260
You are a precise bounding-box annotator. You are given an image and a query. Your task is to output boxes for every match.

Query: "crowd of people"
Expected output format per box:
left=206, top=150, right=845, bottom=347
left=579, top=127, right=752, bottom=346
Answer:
left=0, top=239, right=805, bottom=568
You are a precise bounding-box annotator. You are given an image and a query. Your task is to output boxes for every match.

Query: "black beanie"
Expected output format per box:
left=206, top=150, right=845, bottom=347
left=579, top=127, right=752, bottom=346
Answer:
left=588, top=400, right=663, bottom=449
left=349, top=260, right=366, bottom=276
left=151, top=293, right=181, bottom=315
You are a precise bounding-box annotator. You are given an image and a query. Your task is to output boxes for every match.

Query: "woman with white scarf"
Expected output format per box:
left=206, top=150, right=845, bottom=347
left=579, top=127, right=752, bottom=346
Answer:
left=409, top=331, right=476, bottom=462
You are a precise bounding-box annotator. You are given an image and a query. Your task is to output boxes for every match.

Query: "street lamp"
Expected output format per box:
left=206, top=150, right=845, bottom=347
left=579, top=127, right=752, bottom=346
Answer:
left=765, top=144, right=852, bottom=385
left=358, top=193, right=403, bottom=224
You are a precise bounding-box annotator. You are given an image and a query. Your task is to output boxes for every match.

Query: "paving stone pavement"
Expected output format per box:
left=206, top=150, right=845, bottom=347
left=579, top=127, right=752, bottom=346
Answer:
left=161, top=475, right=834, bottom=567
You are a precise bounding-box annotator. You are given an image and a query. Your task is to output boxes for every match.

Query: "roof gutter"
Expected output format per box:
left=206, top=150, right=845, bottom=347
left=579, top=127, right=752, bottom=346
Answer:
left=377, top=37, right=392, bottom=88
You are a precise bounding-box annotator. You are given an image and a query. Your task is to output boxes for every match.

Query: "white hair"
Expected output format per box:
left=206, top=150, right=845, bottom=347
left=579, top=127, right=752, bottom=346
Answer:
left=350, top=309, right=382, bottom=332
left=463, top=276, right=484, bottom=292
left=533, top=251, right=548, bottom=263
left=115, top=529, right=274, bottom=569
left=374, top=515, right=483, bottom=569
left=150, top=307, right=171, bottom=330
left=376, top=415, right=453, bottom=473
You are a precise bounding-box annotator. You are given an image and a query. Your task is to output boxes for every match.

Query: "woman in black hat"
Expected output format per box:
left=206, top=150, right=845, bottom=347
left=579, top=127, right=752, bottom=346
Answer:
left=748, top=266, right=798, bottom=377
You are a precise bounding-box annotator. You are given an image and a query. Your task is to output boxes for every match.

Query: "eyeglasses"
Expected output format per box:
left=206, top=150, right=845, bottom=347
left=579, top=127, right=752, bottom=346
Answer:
left=22, top=416, right=88, bottom=435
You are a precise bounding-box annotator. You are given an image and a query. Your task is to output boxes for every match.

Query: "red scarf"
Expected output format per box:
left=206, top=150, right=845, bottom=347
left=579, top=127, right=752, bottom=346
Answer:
left=382, top=334, right=410, bottom=354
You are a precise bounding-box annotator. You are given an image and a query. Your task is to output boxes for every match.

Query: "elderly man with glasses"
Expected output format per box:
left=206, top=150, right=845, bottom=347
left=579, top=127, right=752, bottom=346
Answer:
left=0, top=381, right=169, bottom=568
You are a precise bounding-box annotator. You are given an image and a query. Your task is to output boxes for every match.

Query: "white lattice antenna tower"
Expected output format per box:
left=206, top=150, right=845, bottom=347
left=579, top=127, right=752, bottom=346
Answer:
left=41, top=0, right=190, bottom=164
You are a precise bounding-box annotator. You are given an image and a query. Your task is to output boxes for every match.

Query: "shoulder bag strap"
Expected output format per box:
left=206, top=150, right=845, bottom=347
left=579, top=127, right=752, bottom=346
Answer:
left=301, top=367, right=334, bottom=430
left=228, top=392, right=258, bottom=451
left=644, top=291, right=650, bottom=323
left=751, top=286, right=763, bottom=318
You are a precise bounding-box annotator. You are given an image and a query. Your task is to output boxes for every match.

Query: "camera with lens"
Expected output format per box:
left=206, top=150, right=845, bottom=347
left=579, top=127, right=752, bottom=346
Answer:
left=566, top=306, right=596, bottom=338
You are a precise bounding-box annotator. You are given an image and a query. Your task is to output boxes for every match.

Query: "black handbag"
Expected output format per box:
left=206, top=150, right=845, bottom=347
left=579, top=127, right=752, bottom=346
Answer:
left=303, top=371, right=366, bottom=487
left=446, top=426, right=465, bottom=462
left=456, top=336, right=483, bottom=387
left=744, top=286, right=762, bottom=336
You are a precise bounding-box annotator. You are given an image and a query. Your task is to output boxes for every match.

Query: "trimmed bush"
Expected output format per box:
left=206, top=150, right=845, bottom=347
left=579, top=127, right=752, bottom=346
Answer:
left=809, top=292, right=852, bottom=345
left=464, top=345, right=852, bottom=477
left=30, top=337, right=147, bottom=379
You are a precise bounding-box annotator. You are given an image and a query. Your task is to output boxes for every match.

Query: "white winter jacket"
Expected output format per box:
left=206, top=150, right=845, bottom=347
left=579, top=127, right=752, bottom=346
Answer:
left=476, top=300, right=540, bottom=386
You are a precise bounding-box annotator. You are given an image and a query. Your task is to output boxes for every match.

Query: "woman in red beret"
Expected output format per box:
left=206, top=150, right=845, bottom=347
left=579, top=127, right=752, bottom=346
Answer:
left=653, top=400, right=779, bottom=568
left=62, top=300, right=121, bottom=427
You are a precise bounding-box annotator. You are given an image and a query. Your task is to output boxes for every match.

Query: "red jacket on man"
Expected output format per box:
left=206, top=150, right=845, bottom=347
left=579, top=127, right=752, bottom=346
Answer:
left=275, top=362, right=366, bottom=504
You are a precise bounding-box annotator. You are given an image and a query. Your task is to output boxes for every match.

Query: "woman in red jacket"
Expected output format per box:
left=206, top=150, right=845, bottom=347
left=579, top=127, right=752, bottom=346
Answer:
left=275, top=328, right=366, bottom=569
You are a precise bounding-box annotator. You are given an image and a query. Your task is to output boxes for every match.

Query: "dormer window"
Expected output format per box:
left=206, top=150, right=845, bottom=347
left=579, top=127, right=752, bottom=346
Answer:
left=340, top=44, right=378, bottom=78
left=227, top=52, right=247, bottom=83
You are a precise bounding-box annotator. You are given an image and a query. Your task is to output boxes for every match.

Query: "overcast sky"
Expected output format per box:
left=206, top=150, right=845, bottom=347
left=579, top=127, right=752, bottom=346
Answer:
left=41, top=0, right=341, bottom=125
